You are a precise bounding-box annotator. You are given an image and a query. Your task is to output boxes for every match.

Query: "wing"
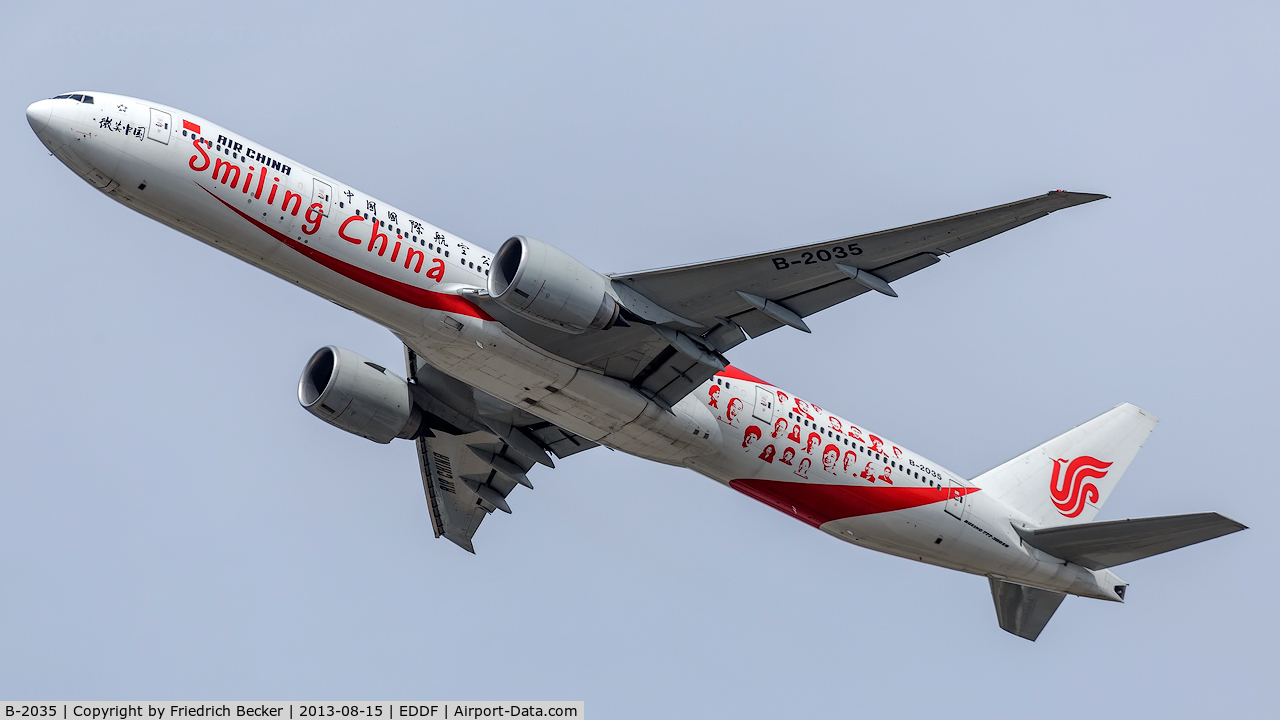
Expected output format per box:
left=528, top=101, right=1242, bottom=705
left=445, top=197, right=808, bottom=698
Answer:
left=406, top=346, right=596, bottom=552
left=470, top=191, right=1105, bottom=411
left=613, top=190, right=1108, bottom=337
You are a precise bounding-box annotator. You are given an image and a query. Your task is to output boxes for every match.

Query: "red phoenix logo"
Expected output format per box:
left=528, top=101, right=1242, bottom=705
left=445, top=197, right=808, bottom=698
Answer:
left=1049, top=456, right=1112, bottom=518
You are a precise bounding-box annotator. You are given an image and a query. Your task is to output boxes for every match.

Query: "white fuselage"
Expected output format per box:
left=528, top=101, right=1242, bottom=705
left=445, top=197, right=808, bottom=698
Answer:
left=27, top=92, right=1124, bottom=601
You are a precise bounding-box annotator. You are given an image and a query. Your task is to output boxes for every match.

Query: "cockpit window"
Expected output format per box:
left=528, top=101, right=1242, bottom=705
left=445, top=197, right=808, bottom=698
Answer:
left=70, top=94, right=83, bottom=102
left=51, top=94, right=92, bottom=103
left=82, top=95, right=93, bottom=103
left=53, top=94, right=73, bottom=99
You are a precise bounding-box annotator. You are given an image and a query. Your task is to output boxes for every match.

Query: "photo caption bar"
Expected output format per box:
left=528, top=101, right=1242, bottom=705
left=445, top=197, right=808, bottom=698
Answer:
left=2, top=704, right=582, bottom=720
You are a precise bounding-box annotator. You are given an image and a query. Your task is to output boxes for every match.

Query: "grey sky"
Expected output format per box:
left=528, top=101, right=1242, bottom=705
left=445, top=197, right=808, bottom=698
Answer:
left=2, top=1, right=1275, bottom=715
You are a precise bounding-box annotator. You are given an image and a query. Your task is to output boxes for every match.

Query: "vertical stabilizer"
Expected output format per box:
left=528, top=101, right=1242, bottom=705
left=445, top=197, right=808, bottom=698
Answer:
left=974, top=403, right=1158, bottom=526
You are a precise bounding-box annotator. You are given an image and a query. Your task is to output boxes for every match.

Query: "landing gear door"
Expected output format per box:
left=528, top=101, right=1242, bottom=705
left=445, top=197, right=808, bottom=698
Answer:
left=311, top=178, right=332, bottom=217
left=752, top=385, right=775, bottom=424
left=147, top=108, right=172, bottom=145
left=944, top=480, right=969, bottom=520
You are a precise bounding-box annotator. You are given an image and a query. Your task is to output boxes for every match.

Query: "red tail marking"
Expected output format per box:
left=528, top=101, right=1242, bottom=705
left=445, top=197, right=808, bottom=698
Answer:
left=1049, top=456, right=1112, bottom=518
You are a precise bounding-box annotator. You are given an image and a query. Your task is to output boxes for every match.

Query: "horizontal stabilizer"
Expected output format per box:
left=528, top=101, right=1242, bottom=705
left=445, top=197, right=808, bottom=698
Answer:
left=989, top=578, right=1066, bottom=642
left=1015, top=512, right=1247, bottom=570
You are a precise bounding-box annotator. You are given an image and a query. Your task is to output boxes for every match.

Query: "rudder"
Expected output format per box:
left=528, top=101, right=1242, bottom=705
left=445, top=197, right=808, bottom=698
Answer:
left=974, top=403, right=1158, bottom=526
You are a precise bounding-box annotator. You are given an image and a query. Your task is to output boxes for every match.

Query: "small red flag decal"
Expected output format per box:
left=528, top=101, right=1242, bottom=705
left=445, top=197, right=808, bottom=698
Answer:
left=183, top=119, right=201, bottom=133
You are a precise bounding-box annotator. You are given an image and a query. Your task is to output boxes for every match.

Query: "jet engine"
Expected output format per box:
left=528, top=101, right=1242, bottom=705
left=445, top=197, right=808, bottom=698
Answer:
left=487, top=235, right=620, bottom=334
left=298, top=346, right=423, bottom=444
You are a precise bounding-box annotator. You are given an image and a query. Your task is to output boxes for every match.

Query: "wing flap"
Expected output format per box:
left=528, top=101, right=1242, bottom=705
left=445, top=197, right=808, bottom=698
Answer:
left=526, top=421, right=596, bottom=459
left=415, top=434, right=487, bottom=552
left=414, top=430, right=536, bottom=552
left=771, top=252, right=941, bottom=321
left=777, top=279, right=866, bottom=322
left=633, top=347, right=720, bottom=410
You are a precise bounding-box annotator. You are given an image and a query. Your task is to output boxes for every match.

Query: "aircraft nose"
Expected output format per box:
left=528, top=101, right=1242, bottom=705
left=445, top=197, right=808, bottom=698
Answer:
left=26, top=99, right=53, bottom=134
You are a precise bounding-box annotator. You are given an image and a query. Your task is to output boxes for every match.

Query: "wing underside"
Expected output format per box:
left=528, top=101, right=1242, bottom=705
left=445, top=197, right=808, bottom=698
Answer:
left=405, top=346, right=596, bottom=551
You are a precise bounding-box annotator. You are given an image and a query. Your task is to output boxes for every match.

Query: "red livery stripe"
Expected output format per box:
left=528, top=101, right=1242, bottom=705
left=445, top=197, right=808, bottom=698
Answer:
left=730, top=477, right=978, bottom=528
left=717, top=365, right=772, bottom=386
left=198, top=184, right=491, bottom=320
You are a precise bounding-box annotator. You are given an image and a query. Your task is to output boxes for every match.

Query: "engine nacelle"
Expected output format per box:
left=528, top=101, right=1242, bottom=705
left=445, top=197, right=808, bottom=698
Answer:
left=488, top=235, right=620, bottom=334
left=298, top=346, right=423, bottom=444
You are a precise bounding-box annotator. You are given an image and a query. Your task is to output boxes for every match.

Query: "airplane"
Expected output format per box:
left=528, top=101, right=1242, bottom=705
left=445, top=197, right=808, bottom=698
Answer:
left=25, top=91, right=1246, bottom=641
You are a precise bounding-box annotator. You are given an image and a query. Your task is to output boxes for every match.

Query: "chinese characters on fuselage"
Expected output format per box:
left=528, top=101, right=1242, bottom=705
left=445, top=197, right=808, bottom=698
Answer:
left=187, top=138, right=446, bottom=282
